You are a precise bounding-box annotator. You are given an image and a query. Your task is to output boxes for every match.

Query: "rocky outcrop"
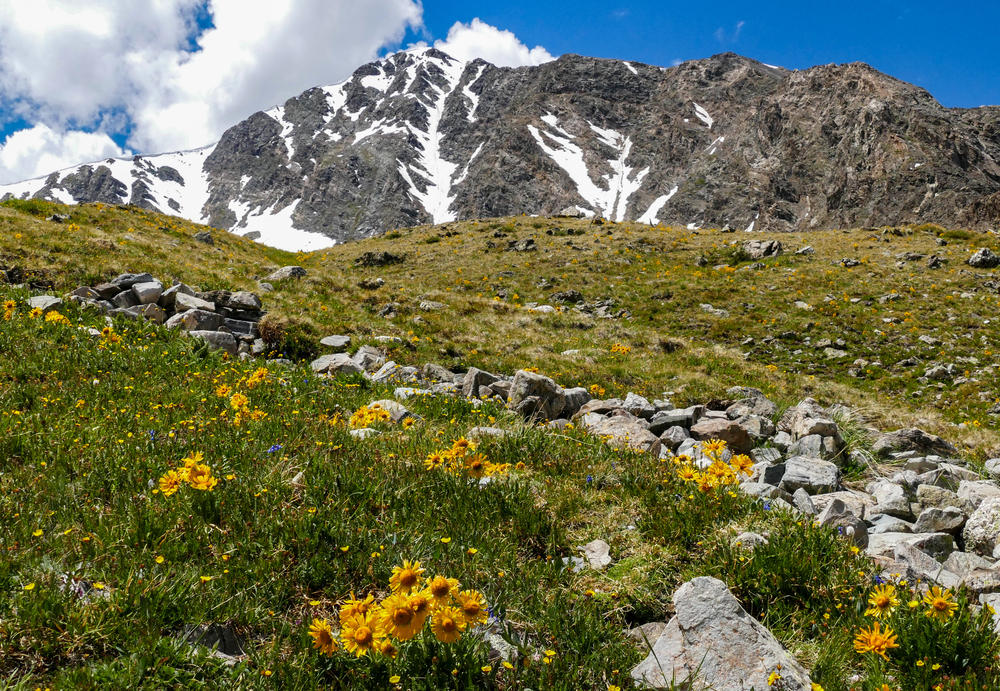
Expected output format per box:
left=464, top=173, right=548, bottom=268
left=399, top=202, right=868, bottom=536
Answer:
left=631, top=577, right=813, bottom=690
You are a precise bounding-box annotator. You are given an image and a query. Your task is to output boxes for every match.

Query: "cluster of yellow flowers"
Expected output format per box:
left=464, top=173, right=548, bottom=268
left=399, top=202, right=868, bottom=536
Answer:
left=671, top=439, right=753, bottom=491
left=158, top=451, right=220, bottom=496
left=3, top=299, right=15, bottom=321
left=610, top=342, right=631, bottom=355
left=350, top=403, right=392, bottom=428
left=589, top=384, right=606, bottom=397
left=213, top=368, right=270, bottom=424
left=852, top=583, right=959, bottom=663
left=424, top=438, right=510, bottom=479
left=44, top=311, right=71, bottom=325
left=308, top=559, right=488, bottom=659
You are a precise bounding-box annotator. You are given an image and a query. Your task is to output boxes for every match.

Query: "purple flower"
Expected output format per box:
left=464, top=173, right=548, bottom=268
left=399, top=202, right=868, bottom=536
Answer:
left=267, top=444, right=282, bottom=454
left=586, top=475, right=593, bottom=484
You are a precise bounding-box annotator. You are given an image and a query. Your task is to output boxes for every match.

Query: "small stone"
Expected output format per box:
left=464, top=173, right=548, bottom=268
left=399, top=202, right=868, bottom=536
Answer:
left=189, top=331, right=238, bottom=356
left=581, top=539, right=612, bottom=570
left=131, top=281, right=163, bottom=305
left=310, top=354, right=363, bottom=376
left=27, top=295, right=63, bottom=313
left=779, top=456, right=841, bottom=495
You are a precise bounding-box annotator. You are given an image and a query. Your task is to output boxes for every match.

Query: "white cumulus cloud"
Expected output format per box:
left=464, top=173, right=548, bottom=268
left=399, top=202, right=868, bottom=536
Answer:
left=0, top=3, right=555, bottom=184
left=431, top=18, right=555, bottom=67
left=0, top=124, right=126, bottom=183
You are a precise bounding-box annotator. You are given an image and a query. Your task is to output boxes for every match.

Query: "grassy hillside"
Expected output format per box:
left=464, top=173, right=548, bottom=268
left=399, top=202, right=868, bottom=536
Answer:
left=1, top=200, right=998, bottom=690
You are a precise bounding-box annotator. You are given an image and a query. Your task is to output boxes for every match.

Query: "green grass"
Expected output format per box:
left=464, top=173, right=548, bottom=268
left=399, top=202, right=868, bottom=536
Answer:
left=1, top=201, right=999, bottom=689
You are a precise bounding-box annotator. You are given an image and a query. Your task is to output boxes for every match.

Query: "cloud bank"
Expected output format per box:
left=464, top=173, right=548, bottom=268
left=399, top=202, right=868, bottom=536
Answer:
left=0, top=3, right=555, bottom=184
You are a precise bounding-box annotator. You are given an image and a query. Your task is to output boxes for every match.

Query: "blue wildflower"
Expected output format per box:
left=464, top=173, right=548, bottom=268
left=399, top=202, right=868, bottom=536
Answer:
left=267, top=444, right=283, bottom=454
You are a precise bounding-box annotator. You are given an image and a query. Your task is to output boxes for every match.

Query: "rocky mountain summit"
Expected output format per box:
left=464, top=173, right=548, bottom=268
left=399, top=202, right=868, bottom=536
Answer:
left=3, top=49, right=1000, bottom=250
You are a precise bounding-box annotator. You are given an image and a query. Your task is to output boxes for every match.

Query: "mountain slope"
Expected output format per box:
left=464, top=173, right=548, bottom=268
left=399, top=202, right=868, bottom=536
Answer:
left=3, top=49, right=1000, bottom=250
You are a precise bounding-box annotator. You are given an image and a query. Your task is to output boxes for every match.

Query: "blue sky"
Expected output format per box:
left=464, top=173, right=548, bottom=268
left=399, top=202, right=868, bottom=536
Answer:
left=0, top=0, right=997, bottom=184
left=414, top=1, right=1000, bottom=109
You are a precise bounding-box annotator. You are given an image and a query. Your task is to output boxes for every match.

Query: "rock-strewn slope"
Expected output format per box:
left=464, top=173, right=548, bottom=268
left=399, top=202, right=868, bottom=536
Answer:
left=3, top=49, right=1000, bottom=249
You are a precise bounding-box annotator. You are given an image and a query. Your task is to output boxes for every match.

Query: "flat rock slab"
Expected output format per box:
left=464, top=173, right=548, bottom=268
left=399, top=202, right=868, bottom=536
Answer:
left=320, top=335, right=352, bottom=350
left=28, top=295, right=63, bottom=313
left=311, top=353, right=363, bottom=376
left=631, top=576, right=813, bottom=690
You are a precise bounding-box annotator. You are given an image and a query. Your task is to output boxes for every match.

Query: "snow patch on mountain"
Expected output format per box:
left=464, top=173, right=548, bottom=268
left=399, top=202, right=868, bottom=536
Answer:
left=638, top=186, right=679, bottom=225
left=396, top=51, right=470, bottom=224
left=693, top=103, right=714, bottom=129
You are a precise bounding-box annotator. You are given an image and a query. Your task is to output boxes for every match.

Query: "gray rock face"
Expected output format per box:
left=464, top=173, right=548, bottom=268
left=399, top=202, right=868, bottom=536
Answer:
left=968, top=248, right=1000, bottom=269
left=585, top=416, right=661, bottom=456
left=779, top=456, right=841, bottom=495
left=10, top=51, right=1000, bottom=248
left=965, top=497, right=1000, bottom=556
left=165, top=309, right=224, bottom=331
left=228, top=291, right=263, bottom=310
left=189, top=330, right=238, bottom=356
left=175, top=293, right=215, bottom=313
left=872, top=428, right=959, bottom=458
left=310, top=353, right=364, bottom=376
left=581, top=539, right=612, bottom=570
left=506, top=370, right=565, bottom=420
left=743, top=240, right=783, bottom=260
left=631, top=577, right=812, bottom=690
left=688, top=418, right=753, bottom=453
left=913, top=506, right=966, bottom=535
left=561, top=387, right=591, bottom=418
left=817, top=498, right=868, bottom=547
left=27, top=295, right=63, bottom=313
left=462, top=367, right=499, bottom=399
left=132, top=281, right=163, bottom=305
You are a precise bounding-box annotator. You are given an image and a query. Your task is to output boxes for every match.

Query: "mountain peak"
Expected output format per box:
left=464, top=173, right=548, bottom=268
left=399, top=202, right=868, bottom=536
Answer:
left=3, top=51, right=999, bottom=250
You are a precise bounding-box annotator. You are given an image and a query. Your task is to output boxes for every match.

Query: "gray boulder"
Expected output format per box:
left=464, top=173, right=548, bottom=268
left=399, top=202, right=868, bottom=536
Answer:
left=964, top=497, right=1000, bottom=556
left=816, top=498, right=868, bottom=548
left=165, top=309, right=224, bottom=331
left=131, top=281, right=163, bottom=305
left=871, top=428, right=959, bottom=458
left=913, top=507, right=966, bottom=535
left=175, top=293, right=216, bottom=313
left=689, top=418, right=753, bottom=454
left=659, top=426, right=690, bottom=452
left=743, top=239, right=783, bottom=260
left=28, top=295, right=63, bottom=313
left=111, top=272, right=154, bottom=289
left=968, top=248, right=1000, bottom=268
left=507, top=370, right=565, bottom=421
left=352, top=345, right=386, bottom=372
left=228, top=291, right=263, bottom=310
left=310, top=354, right=363, bottom=376
left=265, top=266, right=307, bottom=281
left=320, top=335, right=351, bottom=350
left=585, top=416, right=661, bottom=456
left=562, top=387, right=591, bottom=418
left=623, top=392, right=655, bottom=420
left=779, top=456, right=841, bottom=495
left=463, top=367, right=499, bottom=399
left=958, top=480, right=1000, bottom=508
left=158, top=282, right=194, bottom=309
left=189, top=331, right=238, bottom=356
left=631, top=577, right=812, bottom=690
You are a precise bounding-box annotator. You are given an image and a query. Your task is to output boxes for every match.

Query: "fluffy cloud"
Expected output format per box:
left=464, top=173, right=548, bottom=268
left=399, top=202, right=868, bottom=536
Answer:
left=431, top=18, right=554, bottom=67
left=0, top=3, right=555, bottom=184
left=0, top=124, right=126, bottom=183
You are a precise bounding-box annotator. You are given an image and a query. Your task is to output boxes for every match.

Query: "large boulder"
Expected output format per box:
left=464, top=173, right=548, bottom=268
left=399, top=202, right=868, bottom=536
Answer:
left=743, top=240, right=783, bottom=260
left=584, top=416, right=661, bottom=456
left=131, top=281, right=163, bottom=305
left=175, top=293, right=216, bottom=313
left=631, top=577, right=812, bottom=690
left=562, top=387, right=591, bottom=418
left=779, top=456, right=841, bottom=495
left=310, top=354, right=363, bottom=376
left=816, top=498, right=869, bottom=548
left=506, top=370, right=565, bottom=420
left=189, top=331, right=238, bottom=356
left=964, top=497, right=1000, bottom=557
left=689, top=418, right=753, bottom=453
left=165, top=309, right=224, bottom=331
left=871, top=428, right=959, bottom=458
left=462, top=367, right=499, bottom=399
left=968, top=248, right=1000, bottom=269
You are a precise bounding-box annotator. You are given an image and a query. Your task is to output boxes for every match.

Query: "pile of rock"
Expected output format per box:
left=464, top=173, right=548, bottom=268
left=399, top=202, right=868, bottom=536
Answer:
left=66, top=272, right=266, bottom=357
left=311, top=344, right=1000, bottom=606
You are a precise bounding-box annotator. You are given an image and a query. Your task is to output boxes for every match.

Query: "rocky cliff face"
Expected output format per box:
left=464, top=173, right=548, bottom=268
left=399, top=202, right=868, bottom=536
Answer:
left=4, top=49, right=1000, bottom=250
